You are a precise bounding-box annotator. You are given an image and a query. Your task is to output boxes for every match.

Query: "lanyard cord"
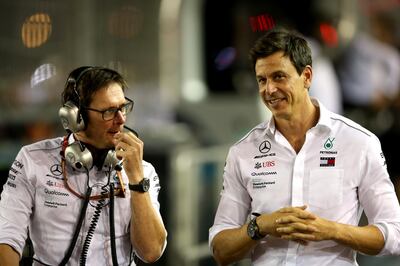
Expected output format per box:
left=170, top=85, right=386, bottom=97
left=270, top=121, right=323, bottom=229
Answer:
left=61, top=135, right=126, bottom=201
left=79, top=185, right=108, bottom=265
left=59, top=185, right=92, bottom=266
left=61, top=159, right=126, bottom=200
left=109, top=183, right=119, bottom=266
left=58, top=135, right=125, bottom=265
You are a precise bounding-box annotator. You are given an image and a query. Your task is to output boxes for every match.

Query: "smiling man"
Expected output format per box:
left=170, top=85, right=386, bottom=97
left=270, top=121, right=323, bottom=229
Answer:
left=0, top=67, right=167, bottom=265
left=209, top=29, right=400, bottom=266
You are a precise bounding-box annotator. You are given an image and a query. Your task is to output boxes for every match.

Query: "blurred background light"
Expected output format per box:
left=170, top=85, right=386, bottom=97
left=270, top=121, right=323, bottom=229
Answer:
left=182, top=79, right=207, bottom=102
left=21, top=13, right=52, bottom=48
left=108, top=5, right=143, bottom=39
left=249, top=13, right=275, bottom=32
left=30, top=63, right=56, bottom=88
left=319, top=22, right=339, bottom=47
left=214, top=47, right=236, bottom=71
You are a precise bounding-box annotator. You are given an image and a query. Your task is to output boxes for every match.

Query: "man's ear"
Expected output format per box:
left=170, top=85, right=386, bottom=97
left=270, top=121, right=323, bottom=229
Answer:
left=303, top=65, right=312, bottom=90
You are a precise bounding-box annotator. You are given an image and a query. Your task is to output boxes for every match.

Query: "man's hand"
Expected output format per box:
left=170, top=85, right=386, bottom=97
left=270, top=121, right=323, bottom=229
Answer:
left=115, top=131, right=143, bottom=183
left=266, top=206, right=385, bottom=255
left=274, top=206, right=336, bottom=242
left=257, top=205, right=323, bottom=244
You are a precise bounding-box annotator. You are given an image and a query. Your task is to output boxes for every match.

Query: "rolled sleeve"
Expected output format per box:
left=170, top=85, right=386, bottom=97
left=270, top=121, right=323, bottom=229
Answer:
left=374, top=222, right=400, bottom=256
left=359, top=135, right=400, bottom=255
left=0, top=148, right=34, bottom=256
left=209, top=147, right=251, bottom=248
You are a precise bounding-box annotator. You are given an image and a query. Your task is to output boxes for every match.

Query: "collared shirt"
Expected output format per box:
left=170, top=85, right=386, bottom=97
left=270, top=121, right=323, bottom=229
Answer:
left=209, top=99, right=400, bottom=266
left=0, top=136, right=166, bottom=266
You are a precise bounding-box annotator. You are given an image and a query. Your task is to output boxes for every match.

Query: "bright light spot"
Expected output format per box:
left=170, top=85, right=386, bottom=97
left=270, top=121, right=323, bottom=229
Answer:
left=319, top=23, right=339, bottom=47
left=31, top=63, right=56, bottom=88
left=249, top=14, right=275, bottom=32
left=182, top=80, right=207, bottom=102
left=21, top=13, right=52, bottom=48
left=215, top=47, right=236, bottom=71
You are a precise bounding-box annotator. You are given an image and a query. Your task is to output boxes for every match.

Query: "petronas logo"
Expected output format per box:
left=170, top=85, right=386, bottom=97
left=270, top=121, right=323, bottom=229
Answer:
left=324, top=138, right=335, bottom=150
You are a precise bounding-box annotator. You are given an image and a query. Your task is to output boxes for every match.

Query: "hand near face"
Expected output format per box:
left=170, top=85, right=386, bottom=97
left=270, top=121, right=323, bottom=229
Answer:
left=114, top=131, right=143, bottom=183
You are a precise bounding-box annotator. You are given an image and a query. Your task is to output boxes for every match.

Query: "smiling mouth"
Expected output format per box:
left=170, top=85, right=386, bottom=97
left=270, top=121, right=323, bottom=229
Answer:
left=267, top=98, right=284, bottom=105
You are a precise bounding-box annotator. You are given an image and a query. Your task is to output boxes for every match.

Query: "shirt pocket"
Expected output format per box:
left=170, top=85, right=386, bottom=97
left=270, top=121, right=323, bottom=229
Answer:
left=308, top=169, right=344, bottom=209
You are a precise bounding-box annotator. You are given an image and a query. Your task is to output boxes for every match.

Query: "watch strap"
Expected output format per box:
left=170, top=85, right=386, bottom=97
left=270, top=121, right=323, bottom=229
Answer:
left=128, top=178, right=149, bottom=192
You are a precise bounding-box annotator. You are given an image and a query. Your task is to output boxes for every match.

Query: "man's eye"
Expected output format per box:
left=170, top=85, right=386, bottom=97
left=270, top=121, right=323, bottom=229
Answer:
left=104, top=109, right=116, bottom=116
left=258, top=78, right=266, bottom=84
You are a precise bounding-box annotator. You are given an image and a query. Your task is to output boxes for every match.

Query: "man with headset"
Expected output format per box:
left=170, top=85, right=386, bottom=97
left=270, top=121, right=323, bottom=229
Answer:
left=0, top=66, right=167, bottom=265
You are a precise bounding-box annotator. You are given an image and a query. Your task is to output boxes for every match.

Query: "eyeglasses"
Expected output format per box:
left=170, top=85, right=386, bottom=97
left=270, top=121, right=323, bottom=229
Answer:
left=84, top=97, right=134, bottom=121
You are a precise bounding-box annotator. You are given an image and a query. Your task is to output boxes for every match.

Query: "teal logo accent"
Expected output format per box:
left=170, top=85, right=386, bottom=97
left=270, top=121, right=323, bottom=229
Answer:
left=324, top=138, right=335, bottom=150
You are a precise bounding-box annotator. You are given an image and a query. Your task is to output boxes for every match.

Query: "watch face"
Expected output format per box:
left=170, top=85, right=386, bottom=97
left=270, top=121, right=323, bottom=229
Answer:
left=142, top=178, right=150, bottom=192
left=248, top=226, right=255, bottom=238
left=247, top=217, right=261, bottom=240
left=247, top=219, right=256, bottom=238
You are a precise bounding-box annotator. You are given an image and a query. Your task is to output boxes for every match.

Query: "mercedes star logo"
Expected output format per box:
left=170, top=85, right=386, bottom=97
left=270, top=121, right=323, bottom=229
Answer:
left=50, top=164, right=63, bottom=176
left=259, top=140, right=271, bottom=154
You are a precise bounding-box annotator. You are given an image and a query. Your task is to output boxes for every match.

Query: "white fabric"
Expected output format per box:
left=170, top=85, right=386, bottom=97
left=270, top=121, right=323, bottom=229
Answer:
left=209, top=99, right=400, bottom=266
left=0, top=136, right=166, bottom=266
left=338, top=33, right=400, bottom=106
left=308, top=38, right=343, bottom=114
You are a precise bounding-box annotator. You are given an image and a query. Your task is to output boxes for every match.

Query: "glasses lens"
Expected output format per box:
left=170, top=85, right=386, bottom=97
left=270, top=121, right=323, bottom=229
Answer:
left=123, top=101, right=133, bottom=114
left=103, top=109, right=115, bottom=121
left=102, top=100, right=133, bottom=121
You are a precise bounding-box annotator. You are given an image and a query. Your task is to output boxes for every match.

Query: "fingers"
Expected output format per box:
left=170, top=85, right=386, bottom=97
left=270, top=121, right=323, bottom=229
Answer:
left=278, top=205, right=317, bottom=220
left=114, top=131, right=143, bottom=161
left=276, top=223, right=319, bottom=234
left=115, top=131, right=141, bottom=145
left=281, top=233, right=316, bottom=241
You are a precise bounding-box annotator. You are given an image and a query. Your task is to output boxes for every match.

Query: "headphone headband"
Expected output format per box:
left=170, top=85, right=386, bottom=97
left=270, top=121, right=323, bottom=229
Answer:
left=68, top=66, right=95, bottom=86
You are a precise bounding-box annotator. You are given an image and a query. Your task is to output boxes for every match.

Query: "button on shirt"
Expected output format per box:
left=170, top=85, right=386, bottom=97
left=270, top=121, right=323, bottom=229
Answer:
left=209, top=100, right=400, bottom=266
left=0, top=137, right=166, bottom=266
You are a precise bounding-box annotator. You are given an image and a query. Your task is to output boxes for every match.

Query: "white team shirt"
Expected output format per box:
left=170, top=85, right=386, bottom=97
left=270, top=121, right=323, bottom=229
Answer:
left=0, top=136, right=166, bottom=266
left=209, top=99, right=400, bottom=266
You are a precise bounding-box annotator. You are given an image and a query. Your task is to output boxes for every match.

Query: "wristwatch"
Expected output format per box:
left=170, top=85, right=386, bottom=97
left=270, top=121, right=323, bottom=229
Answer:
left=247, top=216, right=265, bottom=240
left=128, top=178, right=150, bottom=192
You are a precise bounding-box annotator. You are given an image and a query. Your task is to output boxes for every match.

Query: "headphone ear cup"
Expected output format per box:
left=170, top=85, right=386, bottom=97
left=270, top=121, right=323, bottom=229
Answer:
left=64, top=142, right=93, bottom=170
left=103, top=150, right=122, bottom=171
left=59, top=101, right=85, bottom=132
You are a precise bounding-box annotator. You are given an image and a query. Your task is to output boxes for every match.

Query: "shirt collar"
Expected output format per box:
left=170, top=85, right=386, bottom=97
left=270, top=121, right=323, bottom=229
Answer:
left=264, top=97, right=333, bottom=137
left=312, top=98, right=332, bottom=132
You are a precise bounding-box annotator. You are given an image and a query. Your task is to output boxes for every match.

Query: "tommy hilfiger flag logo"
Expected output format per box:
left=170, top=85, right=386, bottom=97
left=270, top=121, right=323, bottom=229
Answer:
left=320, top=157, right=335, bottom=167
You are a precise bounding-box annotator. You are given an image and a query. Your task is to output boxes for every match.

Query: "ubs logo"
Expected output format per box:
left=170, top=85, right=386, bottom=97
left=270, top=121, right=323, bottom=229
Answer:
left=259, top=140, right=271, bottom=154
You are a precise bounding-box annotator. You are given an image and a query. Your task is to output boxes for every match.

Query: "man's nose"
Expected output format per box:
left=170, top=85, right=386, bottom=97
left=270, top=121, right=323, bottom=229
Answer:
left=114, top=110, right=126, bottom=123
left=261, top=80, right=277, bottom=95
left=266, top=80, right=278, bottom=95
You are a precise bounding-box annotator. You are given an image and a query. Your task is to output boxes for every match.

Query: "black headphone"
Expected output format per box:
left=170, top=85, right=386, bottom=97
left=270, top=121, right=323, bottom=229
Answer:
left=59, top=67, right=122, bottom=171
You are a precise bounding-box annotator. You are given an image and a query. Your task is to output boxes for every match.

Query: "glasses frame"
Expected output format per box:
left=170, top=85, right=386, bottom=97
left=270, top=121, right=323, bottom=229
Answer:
left=84, top=97, right=134, bottom=121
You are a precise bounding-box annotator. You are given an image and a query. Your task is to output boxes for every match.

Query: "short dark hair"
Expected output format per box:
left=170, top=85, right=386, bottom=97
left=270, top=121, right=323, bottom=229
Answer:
left=62, top=66, right=128, bottom=108
left=61, top=66, right=128, bottom=124
left=249, top=29, right=312, bottom=75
